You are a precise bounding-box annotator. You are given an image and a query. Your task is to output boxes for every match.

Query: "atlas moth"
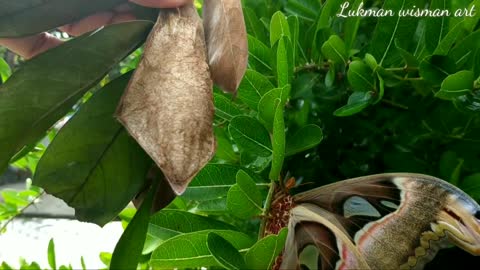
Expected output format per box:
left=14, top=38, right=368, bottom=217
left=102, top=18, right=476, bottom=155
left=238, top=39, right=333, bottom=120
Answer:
left=272, top=173, right=480, bottom=270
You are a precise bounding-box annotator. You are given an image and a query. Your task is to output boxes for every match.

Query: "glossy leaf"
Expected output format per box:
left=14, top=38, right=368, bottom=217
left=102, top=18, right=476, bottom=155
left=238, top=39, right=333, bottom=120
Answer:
left=207, top=233, right=246, bottom=270
left=150, top=230, right=254, bottom=268
left=227, top=170, right=263, bottom=219
left=276, top=36, right=293, bottom=88
left=286, top=124, right=323, bottom=156
left=0, top=21, right=152, bottom=173
left=34, top=74, right=151, bottom=226
left=343, top=0, right=362, bottom=50
left=110, top=182, right=156, bottom=270
left=229, top=116, right=272, bottom=157
left=0, top=0, right=128, bottom=37
left=317, top=0, right=343, bottom=29
left=238, top=69, right=275, bottom=110
left=435, top=70, right=474, bottom=100
left=245, top=228, right=288, bottom=270
left=144, top=209, right=235, bottom=254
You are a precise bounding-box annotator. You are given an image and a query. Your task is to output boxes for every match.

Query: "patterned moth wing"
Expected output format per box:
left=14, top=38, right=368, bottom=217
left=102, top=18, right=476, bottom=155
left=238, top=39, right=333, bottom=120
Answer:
left=281, top=173, right=480, bottom=270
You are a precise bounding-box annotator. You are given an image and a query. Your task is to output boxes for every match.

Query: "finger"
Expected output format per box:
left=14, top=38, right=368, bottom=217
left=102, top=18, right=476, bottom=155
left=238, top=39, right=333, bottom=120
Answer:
left=59, top=12, right=114, bottom=37
left=129, top=0, right=191, bottom=8
left=0, top=33, right=63, bottom=59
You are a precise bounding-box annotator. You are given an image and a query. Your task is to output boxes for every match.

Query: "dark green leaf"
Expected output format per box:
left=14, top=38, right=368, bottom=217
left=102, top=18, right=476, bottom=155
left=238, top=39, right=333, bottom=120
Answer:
left=425, top=0, right=450, bottom=53
left=435, top=70, right=474, bottom=100
left=245, top=228, right=288, bottom=270
left=270, top=11, right=291, bottom=46
left=214, top=127, right=238, bottom=162
left=110, top=182, right=156, bottom=270
left=343, top=0, right=362, bottom=50
left=0, top=21, right=152, bottom=173
left=48, top=239, right=56, bottom=270
left=34, top=74, right=151, bottom=225
left=144, top=209, right=235, bottom=254
left=395, top=40, right=419, bottom=68
left=287, top=16, right=299, bottom=65
left=0, top=0, right=128, bottom=37
left=317, top=0, right=343, bottom=29
left=461, top=173, right=480, bottom=200
left=334, top=91, right=373, bottom=117
left=433, top=20, right=466, bottom=56
left=453, top=91, right=480, bottom=113
left=214, top=94, right=242, bottom=121
left=244, top=7, right=268, bottom=44
left=238, top=69, right=275, bottom=110
left=347, top=60, right=375, bottom=92
left=450, top=30, right=480, bottom=70
left=248, top=35, right=274, bottom=73
left=370, top=0, right=417, bottom=66
left=150, top=230, right=254, bottom=268
left=269, top=103, right=286, bottom=181
left=207, top=233, right=246, bottom=270
left=364, top=54, right=378, bottom=71
left=419, top=55, right=456, bottom=84
left=284, top=0, right=320, bottom=22
left=286, top=124, right=323, bottom=156
left=227, top=170, right=263, bottom=219
left=229, top=116, right=272, bottom=157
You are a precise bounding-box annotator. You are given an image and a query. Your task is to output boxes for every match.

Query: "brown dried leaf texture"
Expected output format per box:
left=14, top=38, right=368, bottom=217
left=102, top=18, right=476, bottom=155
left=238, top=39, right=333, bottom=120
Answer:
left=116, top=4, right=215, bottom=195
left=203, top=0, right=248, bottom=93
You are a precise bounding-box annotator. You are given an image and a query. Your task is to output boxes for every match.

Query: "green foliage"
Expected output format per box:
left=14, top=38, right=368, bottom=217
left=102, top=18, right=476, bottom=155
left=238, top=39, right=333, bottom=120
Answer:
left=1, top=0, right=480, bottom=268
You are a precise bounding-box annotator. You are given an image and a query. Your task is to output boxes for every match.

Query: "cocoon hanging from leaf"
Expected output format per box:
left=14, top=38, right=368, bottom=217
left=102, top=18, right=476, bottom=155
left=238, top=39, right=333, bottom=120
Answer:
left=203, top=0, right=248, bottom=93
left=116, top=3, right=215, bottom=195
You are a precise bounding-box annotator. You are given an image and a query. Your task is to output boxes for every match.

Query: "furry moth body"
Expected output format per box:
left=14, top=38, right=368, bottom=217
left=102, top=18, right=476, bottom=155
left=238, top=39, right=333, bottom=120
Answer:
left=116, top=4, right=215, bottom=195
left=281, top=173, right=480, bottom=270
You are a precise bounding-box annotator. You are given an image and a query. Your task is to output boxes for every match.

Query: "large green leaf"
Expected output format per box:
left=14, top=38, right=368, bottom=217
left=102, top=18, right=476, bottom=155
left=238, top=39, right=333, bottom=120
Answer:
left=0, top=21, right=152, bottom=173
left=347, top=60, right=375, bottom=92
left=226, top=170, right=263, bottom=219
left=144, top=209, right=235, bottom=254
left=150, top=230, right=254, bottom=269
left=425, top=0, right=450, bottom=53
left=276, top=36, right=293, bottom=88
left=214, top=94, right=242, bottom=122
left=229, top=116, right=272, bottom=157
left=110, top=182, right=156, bottom=270
left=238, top=69, right=275, bottom=110
left=370, top=0, right=417, bottom=66
left=33, top=74, right=151, bottom=226
left=0, top=0, right=128, bottom=37
left=0, top=58, right=11, bottom=83
left=245, top=228, right=288, bottom=270
left=182, top=164, right=265, bottom=201
left=269, top=103, right=285, bottom=181
left=258, top=85, right=291, bottom=131
left=286, top=124, right=323, bottom=156
left=321, top=35, right=347, bottom=64
left=244, top=7, right=268, bottom=44
left=248, top=35, right=274, bottom=73
left=207, top=233, right=246, bottom=270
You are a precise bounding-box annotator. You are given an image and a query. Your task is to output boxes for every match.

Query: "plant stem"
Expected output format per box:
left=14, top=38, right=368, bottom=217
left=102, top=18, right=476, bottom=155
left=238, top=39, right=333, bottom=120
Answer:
left=0, top=191, right=45, bottom=232
left=258, top=181, right=276, bottom=240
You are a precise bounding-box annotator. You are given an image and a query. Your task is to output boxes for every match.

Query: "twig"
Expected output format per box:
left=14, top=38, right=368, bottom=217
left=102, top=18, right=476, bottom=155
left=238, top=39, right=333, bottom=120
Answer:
left=258, top=182, right=276, bottom=240
left=0, top=191, right=45, bottom=232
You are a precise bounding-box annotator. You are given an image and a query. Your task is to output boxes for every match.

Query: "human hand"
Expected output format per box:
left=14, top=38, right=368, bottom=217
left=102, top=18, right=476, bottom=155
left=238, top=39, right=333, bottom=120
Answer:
left=0, top=0, right=191, bottom=59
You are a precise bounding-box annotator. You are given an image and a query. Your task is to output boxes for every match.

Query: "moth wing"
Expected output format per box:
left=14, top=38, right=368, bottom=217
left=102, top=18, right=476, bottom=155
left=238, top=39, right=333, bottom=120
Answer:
left=286, top=173, right=480, bottom=269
